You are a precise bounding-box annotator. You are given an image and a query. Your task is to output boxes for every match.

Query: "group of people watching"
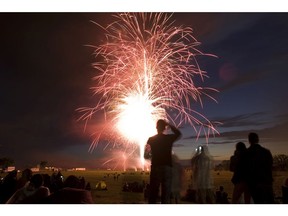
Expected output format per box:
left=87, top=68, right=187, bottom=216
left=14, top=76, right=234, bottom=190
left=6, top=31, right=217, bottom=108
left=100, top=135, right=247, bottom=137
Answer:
left=187, top=132, right=274, bottom=204
left=144, top=119, right=276, bottom=204
left=0, top=120, right=279, bottom=204
left=0, top=170, right=93, bottom=204
left=230, top=132, right=274, bottom=204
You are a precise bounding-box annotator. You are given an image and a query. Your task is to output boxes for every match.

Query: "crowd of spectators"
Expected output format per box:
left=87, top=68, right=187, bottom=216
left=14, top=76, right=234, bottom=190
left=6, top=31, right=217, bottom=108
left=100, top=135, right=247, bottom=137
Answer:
left=0, top=169, right=93, bottom=204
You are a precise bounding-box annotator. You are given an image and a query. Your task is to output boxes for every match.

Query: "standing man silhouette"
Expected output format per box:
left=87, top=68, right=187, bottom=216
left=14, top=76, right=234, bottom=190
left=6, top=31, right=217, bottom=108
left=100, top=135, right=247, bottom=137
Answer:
left=246, top=132, right=274, bottom=204
left=144, top=119, right=182, bottom=204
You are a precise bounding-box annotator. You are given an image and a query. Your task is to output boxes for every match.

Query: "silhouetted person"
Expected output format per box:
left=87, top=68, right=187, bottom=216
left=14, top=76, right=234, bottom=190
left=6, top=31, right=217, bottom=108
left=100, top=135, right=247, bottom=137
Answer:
left=0, top=170, right=18, bottom=203
left=50, top=171, right=64, bottom=192
left=144, top=119, right=182, bottom=204
left=63, top=175, right=81, bottom=189
left=42, top=173, right=51, bottom=189
left=6, top=174, right=50, bottom=204
left=16, top=168, right=33, bottom=190
left=42, top=175, right=93, bottom=204
left=85, top=182, right=91, bottom=191
left=42, top=187, right=94, bottom=204
left=230, top=142, right=251, bottom=204
left=191, top=145, right=215, bottom=204
left=246, top=132, right=274, bottom=204
left=79, top=177, right=86, bottom=189
left=216, top=186, right=229, bottom=204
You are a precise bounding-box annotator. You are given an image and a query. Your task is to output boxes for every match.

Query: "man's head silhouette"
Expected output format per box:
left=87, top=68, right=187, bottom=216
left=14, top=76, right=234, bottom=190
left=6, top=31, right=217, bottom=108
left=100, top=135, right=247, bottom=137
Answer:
left=156, top=119, right=167, bottom=133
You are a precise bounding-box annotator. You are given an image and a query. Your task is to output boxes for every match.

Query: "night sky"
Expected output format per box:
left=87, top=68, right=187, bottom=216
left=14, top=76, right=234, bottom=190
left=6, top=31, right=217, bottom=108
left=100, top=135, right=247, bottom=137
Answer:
left=1, top=12, right=288, bottom=169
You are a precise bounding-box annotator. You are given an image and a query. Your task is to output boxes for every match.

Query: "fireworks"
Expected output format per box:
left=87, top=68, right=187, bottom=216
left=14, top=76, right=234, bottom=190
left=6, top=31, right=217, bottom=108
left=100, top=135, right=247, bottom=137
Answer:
left=78, top=13, right=219, bottom=169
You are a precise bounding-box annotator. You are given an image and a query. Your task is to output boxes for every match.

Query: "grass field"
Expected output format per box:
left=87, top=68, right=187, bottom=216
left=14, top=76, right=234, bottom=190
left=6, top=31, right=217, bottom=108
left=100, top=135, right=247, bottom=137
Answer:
left=1, top=170, right=288, bottom=204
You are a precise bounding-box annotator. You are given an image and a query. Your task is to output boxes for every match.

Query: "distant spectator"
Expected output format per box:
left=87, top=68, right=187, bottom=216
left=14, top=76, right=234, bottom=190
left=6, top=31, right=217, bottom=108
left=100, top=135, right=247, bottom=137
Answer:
left=79, top=176, right=86, bottom=189
left=216, top=186, right=229, bottom=204
left=123, top=182, right=129, bottom=192
left=183, top=186, right=196, bottom=203
left=85, top=182, right=91, bottom=191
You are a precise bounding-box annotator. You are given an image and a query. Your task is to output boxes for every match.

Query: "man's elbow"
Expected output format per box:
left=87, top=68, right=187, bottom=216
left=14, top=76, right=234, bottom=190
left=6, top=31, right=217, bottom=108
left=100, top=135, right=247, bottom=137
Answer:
left=176, top=132, right=182, bottom=140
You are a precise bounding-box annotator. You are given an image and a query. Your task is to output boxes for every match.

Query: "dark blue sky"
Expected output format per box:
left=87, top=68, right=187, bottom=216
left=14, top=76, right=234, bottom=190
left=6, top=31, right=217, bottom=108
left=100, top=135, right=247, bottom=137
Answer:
left=1, top=13, right=288, bottom=169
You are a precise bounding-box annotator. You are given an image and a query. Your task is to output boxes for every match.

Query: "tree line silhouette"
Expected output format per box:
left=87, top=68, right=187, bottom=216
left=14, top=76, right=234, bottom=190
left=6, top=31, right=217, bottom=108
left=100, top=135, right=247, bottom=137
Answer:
left=2, top=154, right=288, bottom=172
left=215, top=154, right=288, bottom=171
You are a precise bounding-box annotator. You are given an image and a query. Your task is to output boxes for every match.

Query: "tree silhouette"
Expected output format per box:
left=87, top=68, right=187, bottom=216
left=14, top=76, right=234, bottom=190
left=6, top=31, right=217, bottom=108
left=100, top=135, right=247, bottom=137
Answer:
left=273, top=154, right=288, bottom=171
left=39, top=161, right=48, bottom=170
left=0, top=157, right=15, bottom=169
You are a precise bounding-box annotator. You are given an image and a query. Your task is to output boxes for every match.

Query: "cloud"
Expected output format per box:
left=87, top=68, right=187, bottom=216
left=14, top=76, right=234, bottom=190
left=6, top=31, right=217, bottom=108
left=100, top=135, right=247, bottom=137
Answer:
left=204, top=140, right=245, bottom=145
left=217, top=68, right=270, bottom=92
left=213, top=112, right=270, bottom=128
left=202, top=14, right=263, bottom=46
left=183, top=111, right=288, bottom=143
left=183, top=111, right=272, bottom=140
left=215, top=121, right=288, bottom=143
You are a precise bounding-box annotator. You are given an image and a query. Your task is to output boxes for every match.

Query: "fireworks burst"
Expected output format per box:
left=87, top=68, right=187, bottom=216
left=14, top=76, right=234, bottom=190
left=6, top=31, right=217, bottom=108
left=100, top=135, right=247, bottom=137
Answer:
left=78, top=13, right=219, bottom=169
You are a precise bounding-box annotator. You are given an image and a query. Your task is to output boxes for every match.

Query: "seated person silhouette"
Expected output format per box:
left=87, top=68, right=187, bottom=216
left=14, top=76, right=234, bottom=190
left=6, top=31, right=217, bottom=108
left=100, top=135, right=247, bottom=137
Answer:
left=216, top=186, right=229, bottom=204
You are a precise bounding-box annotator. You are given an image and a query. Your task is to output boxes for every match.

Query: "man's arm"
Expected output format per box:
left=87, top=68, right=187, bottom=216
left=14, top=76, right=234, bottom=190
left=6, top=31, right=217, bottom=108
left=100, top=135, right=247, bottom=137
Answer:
left=144, top=144, right=152, bottom=160
left=167, top=123, right=182, bottom=140
left=144, top=139, right=152, bottom=160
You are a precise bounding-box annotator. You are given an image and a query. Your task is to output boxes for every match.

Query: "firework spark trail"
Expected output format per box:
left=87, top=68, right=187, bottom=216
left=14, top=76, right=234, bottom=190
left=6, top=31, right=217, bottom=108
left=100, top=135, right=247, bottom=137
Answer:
left=78, top=13, right=219, bottom=169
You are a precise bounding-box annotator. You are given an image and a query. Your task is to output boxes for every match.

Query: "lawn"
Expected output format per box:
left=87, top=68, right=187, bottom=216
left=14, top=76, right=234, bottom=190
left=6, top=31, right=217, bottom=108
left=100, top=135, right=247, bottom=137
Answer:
left=1, top=169, right=287, bottom=204
left=43, top=169, right=288, bottom=204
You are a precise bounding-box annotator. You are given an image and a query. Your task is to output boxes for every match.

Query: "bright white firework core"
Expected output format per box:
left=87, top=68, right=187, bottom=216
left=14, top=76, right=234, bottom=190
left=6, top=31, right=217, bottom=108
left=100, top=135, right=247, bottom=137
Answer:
left=116, top=91, right=166, bottom=166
